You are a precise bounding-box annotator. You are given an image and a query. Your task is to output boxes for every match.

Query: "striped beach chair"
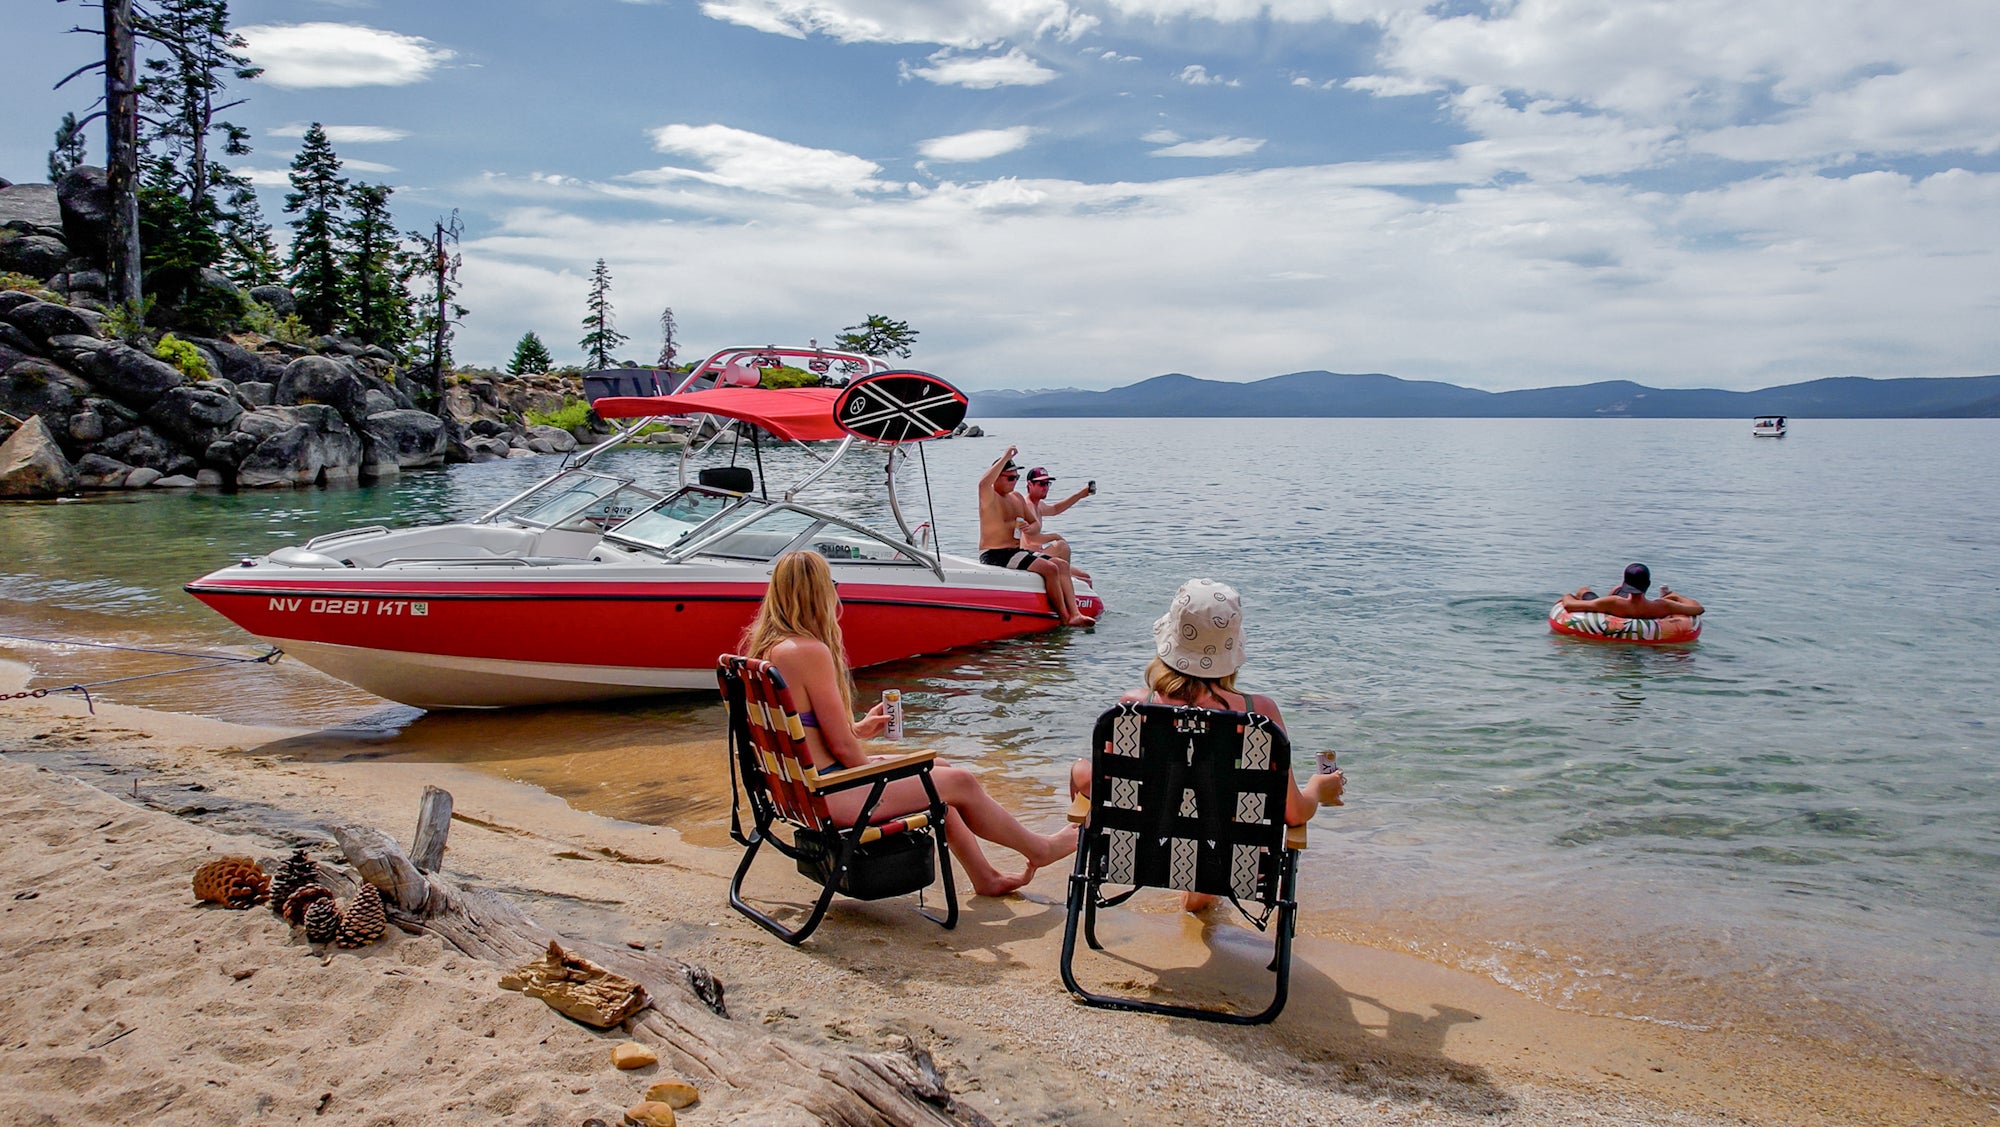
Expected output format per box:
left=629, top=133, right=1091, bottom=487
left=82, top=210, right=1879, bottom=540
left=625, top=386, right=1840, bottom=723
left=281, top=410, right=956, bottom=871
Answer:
left=1061, top=701, right=1305, bottom=1023
left=718, top=654, right=957, bottom=944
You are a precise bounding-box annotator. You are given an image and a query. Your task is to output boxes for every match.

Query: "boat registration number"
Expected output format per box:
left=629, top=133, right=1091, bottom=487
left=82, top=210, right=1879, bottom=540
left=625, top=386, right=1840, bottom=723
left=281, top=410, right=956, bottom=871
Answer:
left=267, top=597, right=429, bottom=617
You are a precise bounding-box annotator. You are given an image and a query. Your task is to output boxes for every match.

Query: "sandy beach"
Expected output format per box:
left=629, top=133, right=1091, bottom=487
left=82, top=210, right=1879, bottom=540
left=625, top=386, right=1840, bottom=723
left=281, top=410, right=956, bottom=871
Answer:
left=2, top=659, right=1992, bottom=1127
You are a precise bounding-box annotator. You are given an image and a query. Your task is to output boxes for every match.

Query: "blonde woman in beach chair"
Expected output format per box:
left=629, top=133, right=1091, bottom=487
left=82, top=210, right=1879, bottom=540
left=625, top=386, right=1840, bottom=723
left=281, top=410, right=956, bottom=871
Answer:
left=722, top=552, right=1079, bottom=943
left=1061, top=579, right=1345, bottom=1023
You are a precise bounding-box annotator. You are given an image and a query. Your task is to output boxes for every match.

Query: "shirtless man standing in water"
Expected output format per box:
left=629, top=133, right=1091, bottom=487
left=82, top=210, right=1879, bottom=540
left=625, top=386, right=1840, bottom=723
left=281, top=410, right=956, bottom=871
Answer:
left=978, top=446, right=1094, bottom=626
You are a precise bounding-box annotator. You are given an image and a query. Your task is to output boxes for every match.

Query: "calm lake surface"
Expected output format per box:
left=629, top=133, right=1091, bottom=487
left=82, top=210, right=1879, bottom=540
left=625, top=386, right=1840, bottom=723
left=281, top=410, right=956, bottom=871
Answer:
left=3, top=417, right=1996, bottom=1090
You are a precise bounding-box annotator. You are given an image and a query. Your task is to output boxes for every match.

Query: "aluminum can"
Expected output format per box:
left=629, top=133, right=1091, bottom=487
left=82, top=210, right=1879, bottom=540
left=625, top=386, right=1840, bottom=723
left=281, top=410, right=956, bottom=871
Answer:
left=882, top=689, right=903, bottom=741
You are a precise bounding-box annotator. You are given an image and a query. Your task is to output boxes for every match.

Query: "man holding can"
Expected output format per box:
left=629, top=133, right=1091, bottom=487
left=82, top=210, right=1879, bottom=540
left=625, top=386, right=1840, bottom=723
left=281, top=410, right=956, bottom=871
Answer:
left=1018, top=466, right=1095, bottom=583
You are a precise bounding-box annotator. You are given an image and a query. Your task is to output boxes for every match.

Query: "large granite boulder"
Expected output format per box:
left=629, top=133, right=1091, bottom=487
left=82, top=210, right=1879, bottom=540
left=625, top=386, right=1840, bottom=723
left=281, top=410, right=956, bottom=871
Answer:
left=0, top=415, right=77, bottom=497
left=81, top=344, right=186, bottom=411
left=2, top=360, right=94, bottom=437
left=5, top=300, right=97, bottom=344
left=234, top=403, right=362, bottom=486
left=0, top=234, right=70, bottom=277
left=0, top=291, right=44, bottom=316
left=247, top=284, right=295, bottom=316
left=274, top=354, right=367, bottom=419
left=0, top=183, right=63, bottom=238
left=92, top=424, right=195, bottom=476
left=184, top=334, right=275, bottom=385
left=146, top=385, right=244, bottom=451
left=524, top=424, right=579, bottom=454
left=55, top=166, right=112, bottom=262
left=358, top=409, right=447, bottom=474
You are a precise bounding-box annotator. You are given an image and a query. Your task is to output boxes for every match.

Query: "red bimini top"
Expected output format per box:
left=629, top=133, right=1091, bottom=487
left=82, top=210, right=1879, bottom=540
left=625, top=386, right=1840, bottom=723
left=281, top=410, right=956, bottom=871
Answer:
left=592, top=387, right=846, bottom=443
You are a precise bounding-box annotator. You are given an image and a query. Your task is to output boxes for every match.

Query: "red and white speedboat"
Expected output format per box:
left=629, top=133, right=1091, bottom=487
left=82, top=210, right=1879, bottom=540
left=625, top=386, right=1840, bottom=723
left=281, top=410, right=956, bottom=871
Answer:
left=186, top=351, right=1101, bottom=709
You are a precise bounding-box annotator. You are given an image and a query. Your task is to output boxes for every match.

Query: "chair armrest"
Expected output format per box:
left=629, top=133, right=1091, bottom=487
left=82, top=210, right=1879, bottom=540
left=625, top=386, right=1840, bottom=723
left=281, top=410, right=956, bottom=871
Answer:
left=1067, top=792, right=1091, bottom=824
left=809, top=748, right=939, bottom=794
left=1285, top=824, right=1308, bottom=851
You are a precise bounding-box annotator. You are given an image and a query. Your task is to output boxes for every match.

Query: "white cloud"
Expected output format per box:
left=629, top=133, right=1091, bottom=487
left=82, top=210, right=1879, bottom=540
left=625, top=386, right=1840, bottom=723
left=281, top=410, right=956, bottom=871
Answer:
left=238, top=23, right=453, bottom=88
left=268, top=124, right=411, bottom=144
left=633, top=124, right=891, bottom=196
left=905, top=48, right=1059, bottom=88
left=1141, top=129, right=1181, bottom=144
left=1343, top=73, right=1432, bottom=97
left=237, top=168, right=292, bottom=187
left=1151, top=135, right=1265, bottom=157
left=697, top=0, right=1096, bottom=47
left=1176, top=64, right=1238, bottom=87
left=343, top=159, right=400, bottom=174
left=919, top=127, right=1036, bottom=162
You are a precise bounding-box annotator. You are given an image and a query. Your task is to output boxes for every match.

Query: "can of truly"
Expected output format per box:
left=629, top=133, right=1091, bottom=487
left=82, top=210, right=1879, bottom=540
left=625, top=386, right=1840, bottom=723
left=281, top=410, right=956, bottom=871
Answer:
left=882, top=689, right=903, bottom=741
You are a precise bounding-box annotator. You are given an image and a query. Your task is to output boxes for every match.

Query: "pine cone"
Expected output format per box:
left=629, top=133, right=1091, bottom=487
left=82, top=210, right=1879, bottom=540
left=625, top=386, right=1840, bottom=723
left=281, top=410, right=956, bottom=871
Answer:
left=192, top=856, right=269, bottom=909
left=267, top=850, right=321, bottom=916
left=336, top=883, right=387, bottom=948
left=303, top=897, right=342, bottom=945
left=282, top=884, right=335, bottom=926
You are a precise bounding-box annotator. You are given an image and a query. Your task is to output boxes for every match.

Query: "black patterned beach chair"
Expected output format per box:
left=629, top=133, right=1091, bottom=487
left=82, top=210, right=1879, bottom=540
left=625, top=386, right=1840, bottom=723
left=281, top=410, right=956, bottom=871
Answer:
left=1060, top=701, right=1304, bottom=1023
left=718, top=654, right=957, bottom=944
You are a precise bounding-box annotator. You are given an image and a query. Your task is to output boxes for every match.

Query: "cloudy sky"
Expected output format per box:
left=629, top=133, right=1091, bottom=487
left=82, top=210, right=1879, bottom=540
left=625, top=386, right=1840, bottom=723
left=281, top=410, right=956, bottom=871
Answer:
left=6, top=0, right=1997, bottom=390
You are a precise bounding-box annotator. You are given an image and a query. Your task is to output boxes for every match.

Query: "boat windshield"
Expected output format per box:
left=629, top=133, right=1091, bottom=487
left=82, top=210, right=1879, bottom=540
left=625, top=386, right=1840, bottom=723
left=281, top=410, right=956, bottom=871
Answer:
left=601, top=487, right=747, bottom=550
left=496, top=472, right=663, bottom=532
left=675, top=502, right=924, bottom=565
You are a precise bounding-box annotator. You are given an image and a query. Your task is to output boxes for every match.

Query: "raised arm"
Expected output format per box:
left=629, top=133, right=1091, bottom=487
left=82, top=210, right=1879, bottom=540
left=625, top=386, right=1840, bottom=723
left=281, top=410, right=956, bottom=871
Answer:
left=979, top=444, right=1019, bottom=490
left=1039, top=486, right=1092, bottom=516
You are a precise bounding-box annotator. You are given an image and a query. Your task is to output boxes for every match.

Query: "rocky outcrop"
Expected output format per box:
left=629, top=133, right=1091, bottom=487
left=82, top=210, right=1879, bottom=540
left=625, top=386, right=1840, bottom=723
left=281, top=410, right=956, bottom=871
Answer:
left=1, top=171, right=608, bottom=495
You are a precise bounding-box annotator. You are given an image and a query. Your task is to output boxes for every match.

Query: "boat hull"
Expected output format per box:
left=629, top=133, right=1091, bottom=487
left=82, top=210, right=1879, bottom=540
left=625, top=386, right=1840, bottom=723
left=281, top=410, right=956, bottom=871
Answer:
left=187, top=567, right=1098, bottom=709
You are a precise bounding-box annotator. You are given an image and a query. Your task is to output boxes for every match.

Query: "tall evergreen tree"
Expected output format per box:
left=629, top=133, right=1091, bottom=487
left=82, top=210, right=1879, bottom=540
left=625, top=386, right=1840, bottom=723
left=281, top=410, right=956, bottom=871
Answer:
left=219, top=182, right=281, bottom=286
left=341, top=182, right=411, bottom=349
left=284, top=123, right=348, bottom=335
left=406, top=212, right=465, bottom=410
left=135, top=0, right=259, bottom=215
left=48, top=112, right=88, bottom=182
left=579, top=259, right=626, bottom=369
left=656, top=307, right=679, bottom=369
left=509, top=332, right=554, bottom=375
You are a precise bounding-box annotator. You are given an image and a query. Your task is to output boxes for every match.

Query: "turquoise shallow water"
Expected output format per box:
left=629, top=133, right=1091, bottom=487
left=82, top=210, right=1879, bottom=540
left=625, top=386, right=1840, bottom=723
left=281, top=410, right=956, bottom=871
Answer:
left=2, top=417, right=1995, bottom=1089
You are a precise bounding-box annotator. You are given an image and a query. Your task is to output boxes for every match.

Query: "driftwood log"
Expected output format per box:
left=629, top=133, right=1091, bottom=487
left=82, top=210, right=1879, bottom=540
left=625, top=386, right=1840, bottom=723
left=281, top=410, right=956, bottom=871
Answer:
left=499, top=941, right=649, bottom=1029
left=326, top=803, right=994, bottom=1127
left=410, top=784, right=453, bottom=872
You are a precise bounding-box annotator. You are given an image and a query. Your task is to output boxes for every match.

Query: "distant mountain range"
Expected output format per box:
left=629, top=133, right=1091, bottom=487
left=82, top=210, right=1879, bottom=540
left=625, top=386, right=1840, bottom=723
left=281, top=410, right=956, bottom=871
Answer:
left=967, top=372, right=2000, bottom=418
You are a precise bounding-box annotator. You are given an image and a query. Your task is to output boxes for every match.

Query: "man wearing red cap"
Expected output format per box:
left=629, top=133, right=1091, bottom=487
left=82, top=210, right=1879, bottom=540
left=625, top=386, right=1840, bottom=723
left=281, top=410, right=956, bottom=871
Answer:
left=978, top=446, right=1094, bottom=626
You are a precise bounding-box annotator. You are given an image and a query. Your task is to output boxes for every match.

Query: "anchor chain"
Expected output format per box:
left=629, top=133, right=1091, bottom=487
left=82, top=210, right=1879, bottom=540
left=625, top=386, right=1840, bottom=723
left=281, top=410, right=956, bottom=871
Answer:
left=0, top=633, right=283, bottom=715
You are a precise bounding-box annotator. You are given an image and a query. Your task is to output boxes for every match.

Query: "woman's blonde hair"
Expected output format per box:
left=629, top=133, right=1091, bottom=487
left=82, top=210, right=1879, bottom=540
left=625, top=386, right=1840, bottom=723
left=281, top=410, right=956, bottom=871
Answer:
left=742, top=551, right=853, bottom=714
left=1145, top=658, right=1238, bottom=705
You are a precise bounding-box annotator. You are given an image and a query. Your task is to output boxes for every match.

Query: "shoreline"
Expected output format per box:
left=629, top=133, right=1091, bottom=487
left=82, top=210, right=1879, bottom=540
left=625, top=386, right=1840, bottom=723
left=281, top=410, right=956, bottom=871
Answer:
left=3, top=661, right=1992, bottom=1126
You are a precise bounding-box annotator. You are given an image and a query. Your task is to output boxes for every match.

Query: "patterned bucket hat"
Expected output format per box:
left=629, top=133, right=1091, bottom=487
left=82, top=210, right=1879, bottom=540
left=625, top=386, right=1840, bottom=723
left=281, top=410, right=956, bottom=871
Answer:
left=1152, top=578, right=1245, bottom=676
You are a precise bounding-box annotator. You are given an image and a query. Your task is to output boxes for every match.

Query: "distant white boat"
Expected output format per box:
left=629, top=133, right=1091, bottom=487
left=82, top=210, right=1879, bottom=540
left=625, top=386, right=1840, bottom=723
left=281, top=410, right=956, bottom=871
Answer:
left=1753, top=415, right=1787, bottom=438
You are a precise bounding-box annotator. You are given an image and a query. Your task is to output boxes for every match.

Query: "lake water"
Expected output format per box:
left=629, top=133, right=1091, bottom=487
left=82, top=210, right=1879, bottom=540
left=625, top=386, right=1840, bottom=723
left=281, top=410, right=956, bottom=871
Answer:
left=3, top=417, right=1995, bottom=1092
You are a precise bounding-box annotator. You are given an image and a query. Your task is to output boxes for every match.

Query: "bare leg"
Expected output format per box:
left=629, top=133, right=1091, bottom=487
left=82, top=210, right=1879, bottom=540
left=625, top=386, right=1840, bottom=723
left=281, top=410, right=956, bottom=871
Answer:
left=826, top=767, right=1076, bottom=897
left=1042, top=538, right=1092, bottom=584
left=1030, top=556, right=1093, bottom=626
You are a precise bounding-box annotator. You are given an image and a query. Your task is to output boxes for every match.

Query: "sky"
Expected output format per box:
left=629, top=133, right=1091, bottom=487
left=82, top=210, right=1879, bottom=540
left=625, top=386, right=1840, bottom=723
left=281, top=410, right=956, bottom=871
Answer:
left=4, top=0, right=1998, bottom=392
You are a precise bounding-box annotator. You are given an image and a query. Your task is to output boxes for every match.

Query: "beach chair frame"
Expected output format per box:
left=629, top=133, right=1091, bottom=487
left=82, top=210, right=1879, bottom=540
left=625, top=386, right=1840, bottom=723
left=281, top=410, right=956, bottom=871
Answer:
left=718, top=654, right=958, bottom=944
left=1060, top=701, right=1303, bottom=1024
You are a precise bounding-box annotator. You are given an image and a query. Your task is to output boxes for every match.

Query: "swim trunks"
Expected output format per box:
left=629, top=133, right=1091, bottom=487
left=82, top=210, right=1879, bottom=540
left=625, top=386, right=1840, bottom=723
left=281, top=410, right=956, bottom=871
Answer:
left=980, top=547, right=1049, bottom=570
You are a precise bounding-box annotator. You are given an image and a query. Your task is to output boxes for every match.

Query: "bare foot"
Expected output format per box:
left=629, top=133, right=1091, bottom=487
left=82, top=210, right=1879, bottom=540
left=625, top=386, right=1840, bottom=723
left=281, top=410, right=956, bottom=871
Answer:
left=1181, top=891, right=1219, bottom=914
left=972, top=865, right=1036, bottom=897
left=1039, top=823, right=1080, bottom=866
left=1065, top=614, right=1096, bottom=627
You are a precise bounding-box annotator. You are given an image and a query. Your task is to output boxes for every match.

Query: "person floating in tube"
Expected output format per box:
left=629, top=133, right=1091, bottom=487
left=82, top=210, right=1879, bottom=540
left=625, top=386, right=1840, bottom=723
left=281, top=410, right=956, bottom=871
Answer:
left=1561, top=563, right=1704, bottom=619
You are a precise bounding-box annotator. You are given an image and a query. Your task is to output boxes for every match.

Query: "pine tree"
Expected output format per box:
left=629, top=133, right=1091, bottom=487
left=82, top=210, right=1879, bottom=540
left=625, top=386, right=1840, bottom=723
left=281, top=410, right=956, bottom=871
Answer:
left=406, top=212, right=465, bottom=410
left=284, top=123, right=348, bottom=335
left=341, top=182, right=412, bottom=349
left=656, top=307, right=679, bottom=369
left=579, top=259, right=626, bottom=369
left=509, top=332, right=554, bottom=375
left=135, top=0, right=260, bottom=215
left=835, top=314, right=919, bottom=359
left=48, top=112, right=88, bottom=182
left=219, top=182, right=281, bottom=287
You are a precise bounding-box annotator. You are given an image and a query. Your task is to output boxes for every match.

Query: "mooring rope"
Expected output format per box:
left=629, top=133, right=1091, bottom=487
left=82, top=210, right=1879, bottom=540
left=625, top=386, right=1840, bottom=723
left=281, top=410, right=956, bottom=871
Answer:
left=0, top=632, right=282, bottom=715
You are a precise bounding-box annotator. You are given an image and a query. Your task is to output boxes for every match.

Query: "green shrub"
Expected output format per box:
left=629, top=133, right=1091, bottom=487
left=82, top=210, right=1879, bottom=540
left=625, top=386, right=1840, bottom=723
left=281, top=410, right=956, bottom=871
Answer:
left=153, top=333, right=209, bottom=381
left=98, top=297, right=156, bottom=343
left=526, top=398, right=593, bottom=431
left=271, top=313, right=312, bottom=346
left=0, top=272, right=60, bottom=301
left=759, top=364, right=819, bottom=389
